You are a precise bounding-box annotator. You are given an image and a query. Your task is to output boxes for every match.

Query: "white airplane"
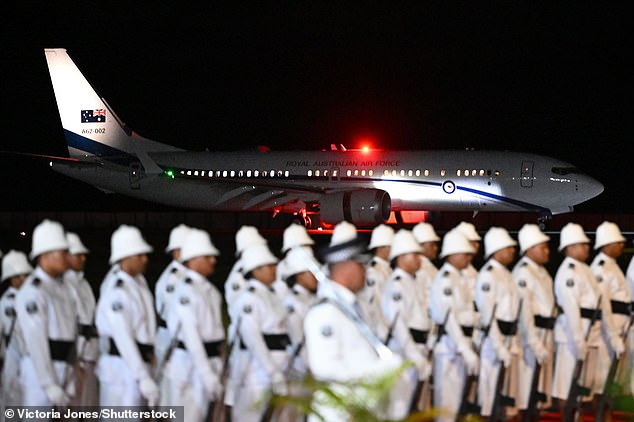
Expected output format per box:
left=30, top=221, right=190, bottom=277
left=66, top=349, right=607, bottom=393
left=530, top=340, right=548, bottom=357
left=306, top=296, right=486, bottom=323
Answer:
left=41, top=48, right=603, bottom=227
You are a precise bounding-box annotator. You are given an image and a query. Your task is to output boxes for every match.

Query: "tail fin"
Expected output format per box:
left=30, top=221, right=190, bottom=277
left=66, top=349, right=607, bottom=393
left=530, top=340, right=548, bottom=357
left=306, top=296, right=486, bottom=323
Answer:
left=44, top=48, right=180, bottom=159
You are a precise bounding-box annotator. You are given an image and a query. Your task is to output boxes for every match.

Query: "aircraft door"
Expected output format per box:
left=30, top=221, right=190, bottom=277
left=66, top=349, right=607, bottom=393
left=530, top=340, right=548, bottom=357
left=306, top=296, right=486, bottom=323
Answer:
left=129, top=162, right=143, bottom=189
left=520, top=161, right=534, bottom=188
left=330, top=167, right=340, bottom=182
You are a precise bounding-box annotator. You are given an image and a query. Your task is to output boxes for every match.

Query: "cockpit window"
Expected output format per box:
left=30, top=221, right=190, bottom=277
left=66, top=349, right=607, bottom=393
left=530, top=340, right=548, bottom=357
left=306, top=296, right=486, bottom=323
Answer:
left=552, top=167, right=581, bottom=175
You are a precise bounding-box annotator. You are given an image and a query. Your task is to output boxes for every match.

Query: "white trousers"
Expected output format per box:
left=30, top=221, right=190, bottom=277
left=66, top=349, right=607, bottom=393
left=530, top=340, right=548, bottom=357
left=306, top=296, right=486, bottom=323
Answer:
left=433, top=352, right=467, bottom=422
left=20, top=357, right=71, bottom=406
left=97, top=354, right=146, bottom=407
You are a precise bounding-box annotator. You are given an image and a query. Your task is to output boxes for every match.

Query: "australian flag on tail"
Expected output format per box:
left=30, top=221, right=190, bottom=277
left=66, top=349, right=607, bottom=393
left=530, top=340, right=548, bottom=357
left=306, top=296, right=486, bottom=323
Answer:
left=81, top=109, right=106, bottom=123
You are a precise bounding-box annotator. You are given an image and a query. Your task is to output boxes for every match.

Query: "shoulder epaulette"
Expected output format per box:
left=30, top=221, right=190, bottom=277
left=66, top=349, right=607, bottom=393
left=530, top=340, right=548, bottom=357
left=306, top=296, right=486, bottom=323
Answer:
left=115, top=279, right=124, bottom=288
left=32, top=278, right=41, bottom=287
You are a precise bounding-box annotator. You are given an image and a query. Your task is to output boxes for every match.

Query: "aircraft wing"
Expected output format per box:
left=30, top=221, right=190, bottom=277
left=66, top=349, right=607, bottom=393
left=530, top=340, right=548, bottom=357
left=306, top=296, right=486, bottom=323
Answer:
left=0, top=151, right=104, bottom=167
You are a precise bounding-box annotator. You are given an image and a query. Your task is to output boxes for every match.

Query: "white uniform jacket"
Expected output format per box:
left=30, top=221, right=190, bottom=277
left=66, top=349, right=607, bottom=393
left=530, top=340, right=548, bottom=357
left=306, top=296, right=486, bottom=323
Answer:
left=232, top=279, right=290, bottom=387
left=591, top=252, right=632, bottom=336
left=359, top=256, right=392, bottom=338
left=381, top=268, right=431, bottom=369
left=284, top=283, right=317, bottom=374
left=167, top=269, right=225, bottom=412
left=554, top=256, right=619, bottom=354
left=430, top=262, right=477, bottom=356
left=96, top=270, right=156, bottom=383
left=15, top=267, right=78, bottom=402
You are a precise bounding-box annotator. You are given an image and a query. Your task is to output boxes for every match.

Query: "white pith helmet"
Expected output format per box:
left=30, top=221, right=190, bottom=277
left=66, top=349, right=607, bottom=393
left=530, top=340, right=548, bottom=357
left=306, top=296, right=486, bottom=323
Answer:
left=440, top=229, right=476, bottom=258
left=412, top=222, right=441, bottom=244
left=389, top=230, right=423, bottom=261
left=241, top=243, right=279, bottom=274
left=2, top=250, right=33, bottom=281
left=109, top=225, right=153, bottom=265
left=329, top=221, right=357, bottom=246
left=66, top=232, right=90, bottom=255
left=454, top=221, right=482, bottom=242
left=518, top=224, right=550, bottom=254
left=368, top=224, right=395, bottom=250
left=281, top=223, right=314, bottom=253
left=30, top=219, right=69, bottom=260
left=484, top=227, right=517, bottom=258
left=235, top=226, right=267, bottom=257
left=180, top=228, right=220, bottom=262
left=283, top=247, right=314, bottom=278
left=594, top=221, right=626, bottom=250
left=558, top=223, right=590, bottom=252
left=321, top=221, right=369, bottom=264
left=165, top=224, right=190, bottom=253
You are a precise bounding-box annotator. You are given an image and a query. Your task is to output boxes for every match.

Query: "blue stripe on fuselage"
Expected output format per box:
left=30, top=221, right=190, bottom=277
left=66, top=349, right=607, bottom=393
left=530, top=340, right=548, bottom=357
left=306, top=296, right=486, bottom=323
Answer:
left=64, top=129, right=138, bottom=165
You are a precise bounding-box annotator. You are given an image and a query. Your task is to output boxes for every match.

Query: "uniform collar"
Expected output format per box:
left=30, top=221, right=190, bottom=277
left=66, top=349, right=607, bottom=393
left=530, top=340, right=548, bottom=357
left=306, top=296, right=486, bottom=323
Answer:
left=318, top=279, right=357, bottom=305
left=519, top=255, right=539, bottom=269
left=486, top=258, right=507, bottom=271
left=247, top=278, right=276, bottom=293
left=184, top=268, right=209, bottom=285
left=595, top=251, right=615, bottom=265
left=34, top=266, right=62, bottom=284
left=392, top=267, right=415, bottom=281
left=170, top=259, right=188, bottom=274
left=371, top=256, right=390, bottom=267
left=292, top=283, right=314, bottom=297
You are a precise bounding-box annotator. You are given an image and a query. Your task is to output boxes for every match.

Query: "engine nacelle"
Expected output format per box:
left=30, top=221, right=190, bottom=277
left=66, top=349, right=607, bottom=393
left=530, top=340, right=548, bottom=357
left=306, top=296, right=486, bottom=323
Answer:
left=320, top=189, right=391, bottom=226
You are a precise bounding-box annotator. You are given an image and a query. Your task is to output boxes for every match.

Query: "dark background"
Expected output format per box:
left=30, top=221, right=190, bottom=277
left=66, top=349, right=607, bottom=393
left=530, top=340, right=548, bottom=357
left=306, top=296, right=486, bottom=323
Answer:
left=2, top=3, right=632, bottom=213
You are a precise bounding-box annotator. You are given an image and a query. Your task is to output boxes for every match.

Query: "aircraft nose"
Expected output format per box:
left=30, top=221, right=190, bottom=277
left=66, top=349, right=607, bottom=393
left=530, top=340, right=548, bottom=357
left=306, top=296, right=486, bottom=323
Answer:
left=579, top=174, right=604, bottom=201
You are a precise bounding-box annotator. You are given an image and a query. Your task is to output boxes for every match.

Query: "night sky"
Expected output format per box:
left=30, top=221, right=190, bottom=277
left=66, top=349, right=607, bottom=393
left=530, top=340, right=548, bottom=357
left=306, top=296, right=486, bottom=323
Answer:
left=2, top=3, right=632, bottom=212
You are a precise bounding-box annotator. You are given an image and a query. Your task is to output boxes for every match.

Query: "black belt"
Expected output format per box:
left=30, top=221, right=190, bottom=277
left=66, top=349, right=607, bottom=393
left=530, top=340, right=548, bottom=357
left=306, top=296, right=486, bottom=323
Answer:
left=580, top=307, right=602, bottom=321
left=176, top=339, right=224, bottom=357
left=497, top=319, right=519, bottom=336
left=108, top=338, right=154, bottom=363
left=438, top=324, right=474, bottom=338
left=158, top=318, right=167, bottom=328
left=409, top=328, right=428, bottom=344
left=79, top=324, right=98, bottom=338
left=4, top=335, right=10, bottom=346
left=534, top=315, right=556, bottom=330
left=240, top=333, right=290, bottom=351
left=611, top=300, right=631, bottom=316
left=49, top=339, right=75, bottom=362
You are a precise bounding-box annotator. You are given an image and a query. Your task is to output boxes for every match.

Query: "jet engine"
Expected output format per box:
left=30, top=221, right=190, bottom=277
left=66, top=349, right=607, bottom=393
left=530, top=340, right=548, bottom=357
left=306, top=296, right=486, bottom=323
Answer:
left=319, top=189, right=391, bottom=226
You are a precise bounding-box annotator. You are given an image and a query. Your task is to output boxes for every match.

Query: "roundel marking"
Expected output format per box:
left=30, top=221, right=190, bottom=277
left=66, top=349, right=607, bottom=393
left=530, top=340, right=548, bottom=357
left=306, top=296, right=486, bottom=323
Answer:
left=442, top=180, right=456, bottom=194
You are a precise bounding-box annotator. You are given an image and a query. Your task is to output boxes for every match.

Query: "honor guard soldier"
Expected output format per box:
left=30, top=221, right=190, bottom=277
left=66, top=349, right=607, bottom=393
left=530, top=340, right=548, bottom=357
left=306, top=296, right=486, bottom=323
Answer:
left=512, top=224, right=555, bottom=417
left=1, top=251, right=32, bottom=408
left=223, top=225, right=267, bottom=409
left=359, top=224, right=394, bottom=337
left=381, top=229, right=432, bottom=406
left=231, top=243, right=290, bottom=422
left=430, top=229, right=479, bottom=422
left=283, top=247, right=319, bottom=375
left=15, top=219, right=77, bottom=406
left=475, top=227, right=528, bottom=418
left=64, top=233, right=99, bottom=406
left=96, top=225, right=159, bottom=407
left=304, top=221, right=406, bottom=421
left=166, top=228, right=224, bottom=422
left=155, top=224, right=190, bottom=366
left=551, top=223, right=623, bottom=413
left=590, top=222, right=629, bottom=411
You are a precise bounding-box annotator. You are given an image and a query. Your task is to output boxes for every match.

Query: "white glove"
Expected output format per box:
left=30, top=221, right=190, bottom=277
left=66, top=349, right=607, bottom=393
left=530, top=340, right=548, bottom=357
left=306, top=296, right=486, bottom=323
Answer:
left=575, top=340, right=587, bottom=360
left=497, top=347, right=512, bottom=368
left=271, top=371, right=287, bottom=396
left=45, top=384, right=69, bottom=406
left=462, top=348, right=479, bottom=376
left=611, top=336, right=625, bottom=358
left=533, top=342, right=550, bottom=365
left=139, top=376, right=160, bottom=407
left=202, top=369, right=222, bottom=400
left=416, top=358, right=432, bottom=381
